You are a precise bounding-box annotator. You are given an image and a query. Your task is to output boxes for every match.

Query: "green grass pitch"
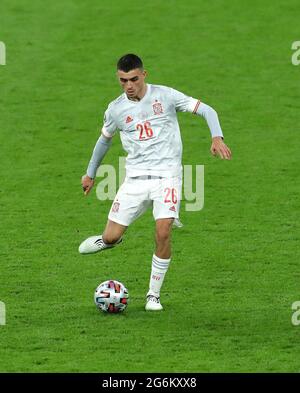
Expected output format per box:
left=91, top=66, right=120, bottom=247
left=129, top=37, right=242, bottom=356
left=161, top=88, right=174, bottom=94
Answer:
left=0, top=0, right=300, bottom=372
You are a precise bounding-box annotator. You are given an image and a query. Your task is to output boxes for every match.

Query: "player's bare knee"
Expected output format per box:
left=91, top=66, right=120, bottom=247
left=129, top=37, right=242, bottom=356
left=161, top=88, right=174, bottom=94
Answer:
left=156, top=219, right=173, bottom=242
left=155, top=229, right=171, bottom=245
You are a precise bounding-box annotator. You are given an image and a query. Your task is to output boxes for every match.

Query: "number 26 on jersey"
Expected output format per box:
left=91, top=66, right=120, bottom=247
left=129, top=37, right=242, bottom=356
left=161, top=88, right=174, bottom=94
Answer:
left=136, top=121, right=154, bottom=141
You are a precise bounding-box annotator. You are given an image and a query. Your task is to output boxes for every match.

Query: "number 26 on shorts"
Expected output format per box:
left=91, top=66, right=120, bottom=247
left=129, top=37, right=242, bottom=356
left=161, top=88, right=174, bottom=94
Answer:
left=164, top=188, right=177, bottom=204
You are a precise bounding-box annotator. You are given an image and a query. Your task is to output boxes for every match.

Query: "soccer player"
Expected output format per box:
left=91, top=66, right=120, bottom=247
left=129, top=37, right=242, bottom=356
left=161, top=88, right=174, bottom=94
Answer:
left=79, top=54, right=231, bottom=311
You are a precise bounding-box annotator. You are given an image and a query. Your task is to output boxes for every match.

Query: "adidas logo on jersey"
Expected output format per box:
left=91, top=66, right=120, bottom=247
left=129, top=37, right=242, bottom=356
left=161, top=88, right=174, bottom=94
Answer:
left=169, top=205, right=176, bottom=212
left=126, top=116, right=133, bottom=123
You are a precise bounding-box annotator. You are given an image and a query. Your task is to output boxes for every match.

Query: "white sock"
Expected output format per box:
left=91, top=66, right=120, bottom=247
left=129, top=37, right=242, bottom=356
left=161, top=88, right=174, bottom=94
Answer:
left=148, top=254, right=171, bottom=297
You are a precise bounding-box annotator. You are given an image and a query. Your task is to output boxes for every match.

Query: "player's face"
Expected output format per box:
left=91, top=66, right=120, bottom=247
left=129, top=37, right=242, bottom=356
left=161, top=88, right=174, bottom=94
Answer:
left=117, top=68, right=147, bottom=99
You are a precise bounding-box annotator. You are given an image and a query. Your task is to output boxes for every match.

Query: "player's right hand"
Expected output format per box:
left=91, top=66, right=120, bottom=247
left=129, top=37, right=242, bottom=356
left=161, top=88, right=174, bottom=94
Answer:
left=81, top=174, right=94, bottom=196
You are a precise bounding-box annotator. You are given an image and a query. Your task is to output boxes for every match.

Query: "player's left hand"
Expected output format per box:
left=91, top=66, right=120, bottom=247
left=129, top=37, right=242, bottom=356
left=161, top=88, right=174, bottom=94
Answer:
left=210, top=137, right=232, bottom=160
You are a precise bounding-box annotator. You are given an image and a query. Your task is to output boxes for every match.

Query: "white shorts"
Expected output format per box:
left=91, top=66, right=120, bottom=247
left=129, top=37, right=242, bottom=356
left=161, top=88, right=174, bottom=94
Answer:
left=108, top=176, right=182, bottom=226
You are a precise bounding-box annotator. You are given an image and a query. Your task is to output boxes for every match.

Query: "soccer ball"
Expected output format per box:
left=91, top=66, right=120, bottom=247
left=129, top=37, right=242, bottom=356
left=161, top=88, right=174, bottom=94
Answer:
left=94, top=280, right=129, bottom=313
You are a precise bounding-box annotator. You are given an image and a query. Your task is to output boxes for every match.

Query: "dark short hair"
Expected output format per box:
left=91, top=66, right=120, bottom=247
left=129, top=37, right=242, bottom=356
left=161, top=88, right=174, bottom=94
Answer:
left=117, top=54, right=143, bottom=72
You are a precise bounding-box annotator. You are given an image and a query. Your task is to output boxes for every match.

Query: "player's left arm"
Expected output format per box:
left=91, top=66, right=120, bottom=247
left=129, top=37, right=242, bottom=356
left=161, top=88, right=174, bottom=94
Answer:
left=195, top=101, right=232, bottom=160
left=210, top=136, right=231, bottom=160
left=171, top=88, right=232, bottom=160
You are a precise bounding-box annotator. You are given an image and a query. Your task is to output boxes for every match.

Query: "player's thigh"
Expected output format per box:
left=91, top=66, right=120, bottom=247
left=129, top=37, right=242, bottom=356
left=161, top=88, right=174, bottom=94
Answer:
left=103, top=219, right=127, bottom=244
left=152, top=176, right=182, bottom=221
left=108, top=178, right=151, bottom=226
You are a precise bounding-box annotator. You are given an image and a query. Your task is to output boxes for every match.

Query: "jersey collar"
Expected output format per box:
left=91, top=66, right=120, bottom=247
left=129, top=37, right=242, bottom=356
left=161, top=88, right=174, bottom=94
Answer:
left=124, top=84, right=151, bottom=104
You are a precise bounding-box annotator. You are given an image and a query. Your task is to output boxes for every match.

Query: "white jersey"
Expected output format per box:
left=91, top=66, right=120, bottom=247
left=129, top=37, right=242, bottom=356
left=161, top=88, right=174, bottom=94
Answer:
left=101, top=84, right=201, bottom=178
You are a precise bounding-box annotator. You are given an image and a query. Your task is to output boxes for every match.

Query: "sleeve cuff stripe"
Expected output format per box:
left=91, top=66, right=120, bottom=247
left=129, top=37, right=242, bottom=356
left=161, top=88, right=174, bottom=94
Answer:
left=193, top=100, right=201, bottom=114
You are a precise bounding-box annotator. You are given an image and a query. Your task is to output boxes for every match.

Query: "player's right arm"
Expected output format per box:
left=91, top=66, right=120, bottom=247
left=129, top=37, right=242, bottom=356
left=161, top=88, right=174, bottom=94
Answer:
left=81, top=105, right=117, bottom=195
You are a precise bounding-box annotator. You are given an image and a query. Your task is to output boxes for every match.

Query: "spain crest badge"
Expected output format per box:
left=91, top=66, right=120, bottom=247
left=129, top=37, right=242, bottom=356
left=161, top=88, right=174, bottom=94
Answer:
left=152, top=101, right=163, bottom=115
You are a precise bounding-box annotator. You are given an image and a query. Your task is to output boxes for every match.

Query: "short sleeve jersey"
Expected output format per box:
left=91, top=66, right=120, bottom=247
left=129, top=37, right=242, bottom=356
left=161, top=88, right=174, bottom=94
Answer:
left=102, top=84, right=200, bottom=178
